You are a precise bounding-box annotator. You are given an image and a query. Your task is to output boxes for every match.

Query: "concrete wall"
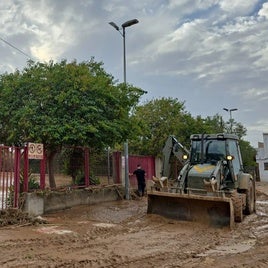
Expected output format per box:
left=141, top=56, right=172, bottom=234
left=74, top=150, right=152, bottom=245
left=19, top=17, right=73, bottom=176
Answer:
left=23, top=185, right=124, bottom=216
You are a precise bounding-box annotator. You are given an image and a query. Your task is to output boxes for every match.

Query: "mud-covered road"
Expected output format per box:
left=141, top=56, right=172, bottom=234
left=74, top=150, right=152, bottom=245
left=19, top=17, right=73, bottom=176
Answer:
left=0, top=182, right=268, bottom=268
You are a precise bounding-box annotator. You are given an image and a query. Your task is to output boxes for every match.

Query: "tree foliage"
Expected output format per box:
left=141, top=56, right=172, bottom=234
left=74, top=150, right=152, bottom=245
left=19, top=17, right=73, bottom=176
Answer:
left=0, top=59, right=145, bottom=187
left=128, top=97, right=196, bottom=156
left=239, top=139, right=257, bottom=169
left=0, top=59, right=144, bottom=148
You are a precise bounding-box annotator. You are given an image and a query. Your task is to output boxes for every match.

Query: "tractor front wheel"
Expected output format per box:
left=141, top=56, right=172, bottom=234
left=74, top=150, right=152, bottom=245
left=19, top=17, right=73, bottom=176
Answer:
left=244, top=179, right=255, bottom=215
left=231, top=192, right=243, bottom=222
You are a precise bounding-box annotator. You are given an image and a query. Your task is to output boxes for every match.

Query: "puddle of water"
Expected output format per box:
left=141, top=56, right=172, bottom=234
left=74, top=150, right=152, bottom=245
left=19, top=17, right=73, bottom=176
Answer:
left=256, top=211, right=268, bottom=217
left=255, top=200, right=268, bottom=216
left=36, top=226, right=73, bottom=235
left=93, top=223, right=116, bottom=228
left=256, top=201, right=268, bottom=205
left=198, top=239, right=256, bottom=256
left=86, top=200, right=145, bottom=224
left=77, top=221, right=91, bottom=224
left=255, top=224, right=268, bottom=231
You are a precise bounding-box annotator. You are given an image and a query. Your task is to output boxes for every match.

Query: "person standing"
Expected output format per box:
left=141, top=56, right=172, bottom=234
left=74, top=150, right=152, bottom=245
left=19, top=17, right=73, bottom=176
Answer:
left=133, top=164, right=146, bottom=197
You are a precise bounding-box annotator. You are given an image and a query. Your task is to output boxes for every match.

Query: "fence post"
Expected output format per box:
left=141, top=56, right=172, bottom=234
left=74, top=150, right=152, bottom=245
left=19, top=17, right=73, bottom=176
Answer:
left=40, top=152, right=46, bottom=190
left=23, top=144, right=29, bottom=192
left=124, top=141, right=130, bottom=200
left=13, top=147, right=20, bottom=208
left=107, top=147, right=110, bottom=184
left=84, top=148, right=90, bottom=186
left=113, top=151, right=121, bottom=184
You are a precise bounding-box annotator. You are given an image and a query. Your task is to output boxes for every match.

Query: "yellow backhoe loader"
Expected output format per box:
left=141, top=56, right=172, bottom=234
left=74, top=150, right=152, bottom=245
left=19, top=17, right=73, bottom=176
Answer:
left=147, top=134, right=256, bottom=228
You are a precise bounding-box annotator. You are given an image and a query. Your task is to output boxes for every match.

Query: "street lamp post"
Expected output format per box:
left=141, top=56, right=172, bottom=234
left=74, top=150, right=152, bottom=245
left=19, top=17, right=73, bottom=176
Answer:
left=109, top=19, right=139, bottom=84
left=109, top=19, right=139, bottom=200
left=223, top=108, right=238, bottom=133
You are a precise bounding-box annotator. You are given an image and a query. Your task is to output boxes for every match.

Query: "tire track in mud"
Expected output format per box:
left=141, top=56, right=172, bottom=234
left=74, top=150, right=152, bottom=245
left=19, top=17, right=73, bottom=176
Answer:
left=190, top=189, right=268, bottom=268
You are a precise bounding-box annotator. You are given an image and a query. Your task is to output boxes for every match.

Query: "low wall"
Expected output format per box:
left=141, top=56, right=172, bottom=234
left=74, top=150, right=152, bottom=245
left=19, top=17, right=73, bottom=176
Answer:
left=23, top=185, right=124, bottom=216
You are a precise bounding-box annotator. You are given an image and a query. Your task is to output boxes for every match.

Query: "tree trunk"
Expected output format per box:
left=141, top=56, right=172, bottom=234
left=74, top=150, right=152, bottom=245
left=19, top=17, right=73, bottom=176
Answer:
left=47, top=150, right=57, bottom=188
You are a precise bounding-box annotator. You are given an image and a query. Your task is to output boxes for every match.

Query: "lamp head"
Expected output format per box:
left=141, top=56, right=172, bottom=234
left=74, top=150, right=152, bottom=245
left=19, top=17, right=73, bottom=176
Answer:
left=109, top=22, right=119, bottom=31
left=122, top=19, right=139, bottom=28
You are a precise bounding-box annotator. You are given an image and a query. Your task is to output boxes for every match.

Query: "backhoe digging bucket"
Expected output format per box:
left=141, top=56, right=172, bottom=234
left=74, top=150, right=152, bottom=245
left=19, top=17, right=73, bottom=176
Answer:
left=147, top=191, right=234, bottom=228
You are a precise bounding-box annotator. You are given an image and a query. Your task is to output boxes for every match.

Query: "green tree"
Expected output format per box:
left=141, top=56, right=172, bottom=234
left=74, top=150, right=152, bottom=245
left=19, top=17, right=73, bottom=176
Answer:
left=188, top=114, right=225, bottom=135
left=202, top=114, right=225, bottom=133
left=239, top=139, right=257, bottom=172
left=231, top=122, right=247, bottom=139
left=128, top=97, right=196, bottom=156
left=0, top=59, right=145, bottom=187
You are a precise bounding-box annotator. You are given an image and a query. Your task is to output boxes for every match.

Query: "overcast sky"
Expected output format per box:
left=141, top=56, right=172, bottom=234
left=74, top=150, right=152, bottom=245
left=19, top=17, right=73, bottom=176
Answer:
left=1, top=0, right=268, bottom=148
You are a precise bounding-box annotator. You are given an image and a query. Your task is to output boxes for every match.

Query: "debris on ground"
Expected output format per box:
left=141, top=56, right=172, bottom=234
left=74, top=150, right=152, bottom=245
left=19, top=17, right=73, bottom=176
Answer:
left=0, top=208, right=47, bottom=227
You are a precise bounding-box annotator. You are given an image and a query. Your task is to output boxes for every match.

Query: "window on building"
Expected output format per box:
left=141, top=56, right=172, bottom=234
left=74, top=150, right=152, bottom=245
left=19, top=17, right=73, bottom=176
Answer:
left=264, top=162, right=268, bottom=170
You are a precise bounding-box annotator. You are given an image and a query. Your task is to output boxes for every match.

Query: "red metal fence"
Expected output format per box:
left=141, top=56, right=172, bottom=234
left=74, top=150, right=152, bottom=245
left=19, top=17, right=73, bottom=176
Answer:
left=0, top=146, right=21, bottom=209
left=0, top=144, right=157, bottom=210
left=0, top=144, right=45, bottom=210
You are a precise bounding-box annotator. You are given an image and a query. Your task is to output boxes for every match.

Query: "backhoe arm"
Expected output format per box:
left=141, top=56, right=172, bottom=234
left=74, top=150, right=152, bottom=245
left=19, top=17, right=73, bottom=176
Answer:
left=161, top=135, right=189, bottom=178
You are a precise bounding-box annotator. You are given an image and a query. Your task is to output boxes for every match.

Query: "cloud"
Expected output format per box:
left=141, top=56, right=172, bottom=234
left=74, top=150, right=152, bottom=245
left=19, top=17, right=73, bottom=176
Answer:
left=258, top=2, right=268, bottom=18
left=243, top=88, right=268, bottom=100
left=219, top=0, right=259, bottom=15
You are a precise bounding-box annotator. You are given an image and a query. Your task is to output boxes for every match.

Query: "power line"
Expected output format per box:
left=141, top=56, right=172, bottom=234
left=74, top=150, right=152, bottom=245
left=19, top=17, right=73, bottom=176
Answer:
left=0, top=36, right=33, bottom=60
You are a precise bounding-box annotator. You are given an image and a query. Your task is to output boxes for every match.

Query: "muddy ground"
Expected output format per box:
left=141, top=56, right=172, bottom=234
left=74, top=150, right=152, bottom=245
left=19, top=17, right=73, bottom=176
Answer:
left=0, top=182, right=268, bottom=268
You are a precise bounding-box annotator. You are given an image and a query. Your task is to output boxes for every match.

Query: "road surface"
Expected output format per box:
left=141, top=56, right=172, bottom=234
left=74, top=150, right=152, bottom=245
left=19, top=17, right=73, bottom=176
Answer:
left=0, top=182, right=268, bottom=267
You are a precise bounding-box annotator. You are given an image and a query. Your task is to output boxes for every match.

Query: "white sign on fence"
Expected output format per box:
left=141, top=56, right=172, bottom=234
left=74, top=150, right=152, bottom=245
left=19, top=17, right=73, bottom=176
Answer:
left=28, top=143, right=44, bottom=159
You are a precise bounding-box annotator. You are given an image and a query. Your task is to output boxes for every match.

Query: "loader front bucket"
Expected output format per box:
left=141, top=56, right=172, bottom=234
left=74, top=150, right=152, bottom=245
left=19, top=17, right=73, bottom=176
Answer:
left=147, top=191, right=234, bottom=228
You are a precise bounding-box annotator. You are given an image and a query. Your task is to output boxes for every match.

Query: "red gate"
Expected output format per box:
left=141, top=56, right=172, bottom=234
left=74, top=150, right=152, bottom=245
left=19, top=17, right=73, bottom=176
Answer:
left=129, top=155, right=155, bottom=187
left=0, top=146, right=21, bottom=210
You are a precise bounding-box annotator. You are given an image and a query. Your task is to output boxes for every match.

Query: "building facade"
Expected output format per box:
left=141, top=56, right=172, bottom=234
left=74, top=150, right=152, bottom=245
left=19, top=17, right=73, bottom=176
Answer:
left=256, top=133, right=268, bottom=181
